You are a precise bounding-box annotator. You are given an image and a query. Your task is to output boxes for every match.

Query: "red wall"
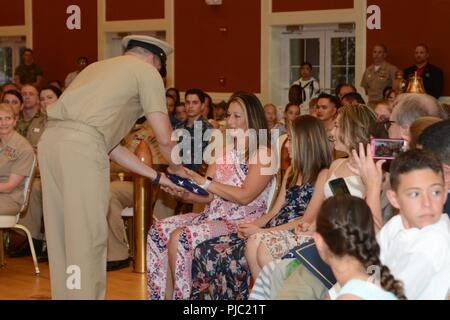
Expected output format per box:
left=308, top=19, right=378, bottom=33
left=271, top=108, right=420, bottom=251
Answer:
left=174, top=0, right=261, bottom=93
left=272, top=0, right=353, bottom=12
left=6, top=0, right=449, bottom=97
left=0, top=0, right=25, bottom=26
left=32, top=0, right=98, bottom=86
left=106, top=0, right=165, bottom=21
left=367, top=0, right=450, bottom=96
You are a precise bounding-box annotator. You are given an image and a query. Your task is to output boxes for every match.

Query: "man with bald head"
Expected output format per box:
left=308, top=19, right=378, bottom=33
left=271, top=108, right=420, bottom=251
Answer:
left=361, top=44, right=398, bottom=107
left=404, top=44, right=444, bottom=99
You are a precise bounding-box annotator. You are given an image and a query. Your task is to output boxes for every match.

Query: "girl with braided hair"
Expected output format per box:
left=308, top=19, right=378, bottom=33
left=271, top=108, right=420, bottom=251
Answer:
left=313, top=195, right=406, bottom=300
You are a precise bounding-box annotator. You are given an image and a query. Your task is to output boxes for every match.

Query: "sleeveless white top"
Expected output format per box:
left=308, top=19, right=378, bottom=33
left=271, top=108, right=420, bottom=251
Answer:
left=323, top=159, right=365, bottom=199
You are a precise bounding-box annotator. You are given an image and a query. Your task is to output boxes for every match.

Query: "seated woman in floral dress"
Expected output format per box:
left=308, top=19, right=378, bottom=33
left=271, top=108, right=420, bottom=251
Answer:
left=147, top=92, right=274, bottom=300
left=190, top=115, right=332, bottom=300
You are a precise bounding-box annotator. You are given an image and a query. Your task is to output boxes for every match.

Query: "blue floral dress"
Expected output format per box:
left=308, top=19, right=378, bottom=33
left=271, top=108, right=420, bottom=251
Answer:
left=190, top=183, right=314, bottom=300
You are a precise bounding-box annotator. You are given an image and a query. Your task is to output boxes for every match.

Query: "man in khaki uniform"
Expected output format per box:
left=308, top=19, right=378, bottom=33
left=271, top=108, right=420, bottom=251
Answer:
left=17, top=85, right=44, bottom=138
left=361, top=45, right=398, bottom=107
left=107, top=122, right=177, bottom=270
left=38, top=36, right=184, bottom=300
left=26, top=116, right=46, bottom=149
left=13, top=122, right=177, bottom=265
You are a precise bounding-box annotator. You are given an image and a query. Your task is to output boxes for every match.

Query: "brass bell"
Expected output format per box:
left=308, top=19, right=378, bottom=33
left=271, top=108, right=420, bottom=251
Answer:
left=406, top=72, right=426, bottom=94
left=393, top=70, right=407, bottom=93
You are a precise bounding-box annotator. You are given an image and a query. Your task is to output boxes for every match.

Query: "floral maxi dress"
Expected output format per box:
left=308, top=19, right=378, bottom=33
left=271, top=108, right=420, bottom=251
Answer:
left=147, top=149, right=272, bottom=300
left=190, top=183, right=314, bottom=300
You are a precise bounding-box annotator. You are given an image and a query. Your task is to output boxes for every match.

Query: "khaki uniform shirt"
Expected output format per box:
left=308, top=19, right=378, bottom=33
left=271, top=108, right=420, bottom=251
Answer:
left=16, top=111, right=45, bottom=138
left=46, top=55, right=167, bottom=152
left=0, top=131, right=34, bottom=205
left=123, top=122, right=167, bottom=165
left=361, top=62, right=397, bottom=104
left=26, top=113, right=47, bottom=149
left=111, top=123, right=168, bottom=174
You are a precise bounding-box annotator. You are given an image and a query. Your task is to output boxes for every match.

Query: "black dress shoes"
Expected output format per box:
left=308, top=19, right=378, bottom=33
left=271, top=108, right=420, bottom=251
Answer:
left=8, top=239, right=43, bottom=258
left=37, top=250, right=48, bottom=263
left=107, top=258, right=130, bottom=272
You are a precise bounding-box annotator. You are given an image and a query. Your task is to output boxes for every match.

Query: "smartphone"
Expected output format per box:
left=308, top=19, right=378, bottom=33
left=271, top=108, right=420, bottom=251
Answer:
left=371, top=138, right=406, bottom=160
left=328, top=178, right=351, bottom=196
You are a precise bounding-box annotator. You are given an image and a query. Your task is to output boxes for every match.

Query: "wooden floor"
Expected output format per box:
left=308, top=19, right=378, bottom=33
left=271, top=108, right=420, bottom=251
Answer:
left=0, top=256, right=147, bottom=300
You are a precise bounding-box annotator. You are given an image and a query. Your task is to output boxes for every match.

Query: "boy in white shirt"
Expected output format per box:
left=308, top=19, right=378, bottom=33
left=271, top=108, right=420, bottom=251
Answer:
left=380, top=149, right=450, bottom=300
left=292, top=62, right=320, bottom=115
left=252, top=148, right=450, bottom=300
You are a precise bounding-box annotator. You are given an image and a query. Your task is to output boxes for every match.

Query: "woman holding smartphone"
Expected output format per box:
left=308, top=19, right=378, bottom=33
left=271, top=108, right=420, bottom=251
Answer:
left=246, top=104, right=382, bottom=282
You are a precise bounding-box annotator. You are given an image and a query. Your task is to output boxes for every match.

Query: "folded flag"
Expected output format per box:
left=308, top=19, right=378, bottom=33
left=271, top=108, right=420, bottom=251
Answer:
left=167, top=174, right=209, bottom=196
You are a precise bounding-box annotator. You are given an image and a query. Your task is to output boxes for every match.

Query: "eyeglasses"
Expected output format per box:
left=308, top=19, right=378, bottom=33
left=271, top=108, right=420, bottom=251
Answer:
left=381, top=120, right=396, bottom=130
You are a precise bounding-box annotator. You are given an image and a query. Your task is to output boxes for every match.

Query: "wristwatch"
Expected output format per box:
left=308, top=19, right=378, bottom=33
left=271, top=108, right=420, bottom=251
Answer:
left=199, top=176, right=213, bottom=190
left=152, top=171, right=161, bottom=185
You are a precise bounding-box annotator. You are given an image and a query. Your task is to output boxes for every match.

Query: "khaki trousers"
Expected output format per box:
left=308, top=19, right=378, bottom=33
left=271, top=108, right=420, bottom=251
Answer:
left=18, top=178, right=44, bottom=240
left=38, top=121, right=110, bottom=300
left=107, top=181, right=178, bottom=261
left=153, top=189, right=177, bottom=220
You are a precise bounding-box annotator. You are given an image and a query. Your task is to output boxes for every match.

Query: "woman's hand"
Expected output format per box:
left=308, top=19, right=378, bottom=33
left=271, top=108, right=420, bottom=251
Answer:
left=160, top=173, right=187, bottom=197
left=294, top=221, right=315, bottom=236
left=167, top=166, right=190, bottom=180
left=347, top=143, right=386, bottom=191
left=237, top=223, right=263, bottom=239
left=183, top=167, right=206, bottom=186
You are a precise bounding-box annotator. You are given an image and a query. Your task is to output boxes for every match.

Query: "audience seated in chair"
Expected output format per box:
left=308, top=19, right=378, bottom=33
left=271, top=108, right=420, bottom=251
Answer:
left=388, top=93, right=448, bottom=142
left=0, top=103, right=34, bottom=217
left=10, top=86, right=61, bottom=261
left=314, top=196, right=405, bottom=300
left=0, top=104, right=37, bottom=268
left=0, top=104, right=34, bottom=216
left=418, top=119, right=450, bottom=217
left=2, top=90, right=23, bottom=117
left=378, top=150, right=450, bottom=299
left=331, top=147, right=450, bottom=300
left=247, top=104, right=381, bottom=299
left=190, top=115, right=332, bottom=300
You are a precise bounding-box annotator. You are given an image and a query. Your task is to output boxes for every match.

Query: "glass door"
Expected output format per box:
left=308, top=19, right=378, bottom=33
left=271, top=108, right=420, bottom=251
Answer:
left=279, top=26, right=355, bottom=105
left=0, top=37, right=26, bottom=85
left=282, top=32, right=325, bottom=103
left=325, top=31, right=355, bottom=94
left=0, top=47, right=13, bottom=84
